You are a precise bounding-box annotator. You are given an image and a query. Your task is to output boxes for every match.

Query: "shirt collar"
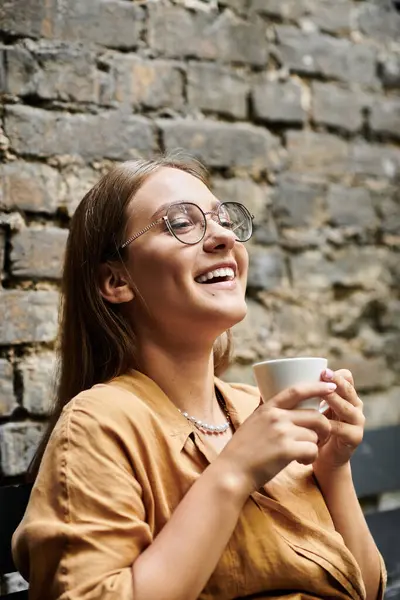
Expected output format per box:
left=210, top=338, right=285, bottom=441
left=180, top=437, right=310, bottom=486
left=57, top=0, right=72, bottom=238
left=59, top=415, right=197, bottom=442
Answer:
left=107, top=370, right=258, bottom=451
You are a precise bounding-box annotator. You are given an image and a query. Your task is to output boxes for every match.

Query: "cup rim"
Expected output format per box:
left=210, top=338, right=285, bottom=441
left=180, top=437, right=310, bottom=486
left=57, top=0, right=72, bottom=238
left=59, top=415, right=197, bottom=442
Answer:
left=252, top=356, right=327, bottom=369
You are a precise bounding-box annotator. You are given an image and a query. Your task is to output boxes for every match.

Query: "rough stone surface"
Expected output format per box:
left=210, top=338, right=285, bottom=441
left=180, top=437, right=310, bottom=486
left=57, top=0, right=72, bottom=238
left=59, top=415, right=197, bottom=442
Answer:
left=357, top=1, right=400, bottom=42
left=252, top=0, right=354, bottom=33
left=363, top=387, right=400, bottom=429
left=291, top=247, right=391, bottom=291
left=271, top=175, right=326, bottom=228
left=252, top=78, right=305, bottom=124
left=275, top=27, right=379, bottom=87
left=159, top=119, right=285, bottom=175
left=0, top=421, right=45, bottom=476
left=312, top=83, right=366, bottom=132
left=5, top=105, right=155, bottom=160
left=370, top=98, right=400, bottom=140
left=0, top=0, right=145, bottom=49
left=379, top=53, right=400, bottom=88
left=350, top=143, right=400, bottom=179
left=6, top=42, right=99, bottom=103
left=0, top=162, right=60, bottom=213
left=247, top=246, right=287, bottom=290
left=0, top=360, right=17, bottom=417
left=330, top=354, right=394, bottom=391
left=287, top=131, right=350, bottom=177
left=18, top=353, right=56, bottom=415
left=148, top=5, right=268, bottom=66
left=0, top=291, right=59, bottom=344
left=10, top=227, right=68, bottom=279
left=115, top=58, right=184, bottom=110
left=327, top=185, right=377, bottom=229
left=188, top=63, right=248, bottom=118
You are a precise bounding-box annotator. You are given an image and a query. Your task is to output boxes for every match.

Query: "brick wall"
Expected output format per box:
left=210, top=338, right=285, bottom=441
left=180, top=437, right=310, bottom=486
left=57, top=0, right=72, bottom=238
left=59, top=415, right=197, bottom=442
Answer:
left=0, top=0, right=400, bottom=481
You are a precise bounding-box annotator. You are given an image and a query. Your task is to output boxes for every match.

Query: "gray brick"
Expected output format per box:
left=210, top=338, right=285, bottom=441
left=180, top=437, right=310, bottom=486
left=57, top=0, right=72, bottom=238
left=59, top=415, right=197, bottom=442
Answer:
left=0, top=162, right=60, bottom=213
left=363, top=387, right=400, bottom=429
left=247, top=246, right=287, bottom=290
left=0, top=0, right=52, bottom=38
left=187, top=63, right=248, bottom=119
left=287, top=131, right=350, bottom=177
left=252, top=78, right=305, bottom=124
left=379, top=195, right=400, bottom=236
left=276, top=27, right=379, bottom=87
left=312, top=83, right=366, bottom=133
left=0, top=290, right=58, bottom=344
left=357, top=1, right=400, bottom=43
left=60, top=166, right=100, bottom=217
left=220, top=0, right=248, bottom=14
left=115, top=58, right=184, bottom=110
left=291, top=248, right=391, bottom=290
left=230, top=298, right=274, bottom=363
left=329, top=355, right=394, bottom=392
left=5, top=105, right=154, bottom=161
left=159, top=119, right=285, bottom=175
left=0, top=229, right=5, bottom=279
left=272, top=175, right=326, bottom=228
left=0, top=359, right=17, bottom=417
left=6, top=43, right=98, bottom=103
left=327, top=185, right=377, bottom=229
left=0, top=422, right=45, bottom=476
left=350, top=142, right=400, bottom=179
left=1, top=0, right=145, bottom=49
left=370, top=98, right=400, bottom=140
left=18, top=353, right=56, bottom=416
left=10, top=227, right=68, bottom=279
left=253, top=0, right=354, bottom=34
left=148, top=5, right=267, bottom=66
left=379, top=53, right=400, bottom=88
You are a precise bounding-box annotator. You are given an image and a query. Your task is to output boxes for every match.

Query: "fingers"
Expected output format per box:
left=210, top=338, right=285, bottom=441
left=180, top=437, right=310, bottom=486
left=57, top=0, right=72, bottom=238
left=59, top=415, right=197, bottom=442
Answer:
left=291, top=410, right=331, bottom=445
left=329, top=419, right=364, bottom=449
left=321, top=369, right=363, bottom=409
left=322, top=392, right=365, bottom=426
left=271, top=381, right=337, bottom=410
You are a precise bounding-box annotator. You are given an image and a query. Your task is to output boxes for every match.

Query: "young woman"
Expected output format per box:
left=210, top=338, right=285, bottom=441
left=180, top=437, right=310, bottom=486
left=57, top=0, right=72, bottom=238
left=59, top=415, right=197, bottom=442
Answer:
left=13, top=157, right=385, bottom=600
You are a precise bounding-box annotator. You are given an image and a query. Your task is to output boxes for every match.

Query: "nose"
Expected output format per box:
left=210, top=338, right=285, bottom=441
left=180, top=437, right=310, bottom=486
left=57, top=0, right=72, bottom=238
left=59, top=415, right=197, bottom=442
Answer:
left=202, top=218, right=236, bottom=252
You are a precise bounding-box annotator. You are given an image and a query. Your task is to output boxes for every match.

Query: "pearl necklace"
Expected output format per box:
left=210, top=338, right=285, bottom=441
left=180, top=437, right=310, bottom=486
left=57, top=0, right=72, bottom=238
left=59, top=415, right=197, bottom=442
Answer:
left=178, top=389, right=231, bottom=435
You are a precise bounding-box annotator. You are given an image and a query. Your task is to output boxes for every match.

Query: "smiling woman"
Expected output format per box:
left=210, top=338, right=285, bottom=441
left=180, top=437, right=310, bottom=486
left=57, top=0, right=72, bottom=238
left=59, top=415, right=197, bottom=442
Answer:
left=12, top=156, right=385, bottom=600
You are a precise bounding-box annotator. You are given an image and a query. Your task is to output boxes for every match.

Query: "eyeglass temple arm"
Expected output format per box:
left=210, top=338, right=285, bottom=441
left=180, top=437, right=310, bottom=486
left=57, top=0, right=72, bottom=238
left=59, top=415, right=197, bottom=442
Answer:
left=120, top=216, right=166, bottom=249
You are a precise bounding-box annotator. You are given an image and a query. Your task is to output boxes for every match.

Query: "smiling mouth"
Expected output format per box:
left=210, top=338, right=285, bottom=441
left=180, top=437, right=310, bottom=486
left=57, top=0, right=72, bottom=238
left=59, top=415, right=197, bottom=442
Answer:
left=195, top=267, right=235, bottom=284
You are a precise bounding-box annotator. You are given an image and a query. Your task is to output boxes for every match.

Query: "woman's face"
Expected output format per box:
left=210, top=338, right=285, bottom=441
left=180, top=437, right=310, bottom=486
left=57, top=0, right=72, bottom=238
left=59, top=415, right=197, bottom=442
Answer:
left=123, top=167, right=249, bottom=345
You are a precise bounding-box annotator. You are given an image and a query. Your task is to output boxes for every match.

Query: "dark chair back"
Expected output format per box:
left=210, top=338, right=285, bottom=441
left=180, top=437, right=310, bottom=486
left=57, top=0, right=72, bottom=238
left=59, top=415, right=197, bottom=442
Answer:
left=0, top=484, right=32, bottom=599
left=352, top=425, right=400, bottom=599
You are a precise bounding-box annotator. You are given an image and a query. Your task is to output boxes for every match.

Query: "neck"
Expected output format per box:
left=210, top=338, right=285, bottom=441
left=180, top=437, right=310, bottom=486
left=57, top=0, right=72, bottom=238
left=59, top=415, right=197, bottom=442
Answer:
left=136, top=337, right=222, bottom=422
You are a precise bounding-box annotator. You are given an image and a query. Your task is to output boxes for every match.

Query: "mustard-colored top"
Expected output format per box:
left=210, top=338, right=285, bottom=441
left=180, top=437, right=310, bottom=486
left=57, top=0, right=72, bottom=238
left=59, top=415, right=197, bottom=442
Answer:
left=13, top=371, right=385, bottom=600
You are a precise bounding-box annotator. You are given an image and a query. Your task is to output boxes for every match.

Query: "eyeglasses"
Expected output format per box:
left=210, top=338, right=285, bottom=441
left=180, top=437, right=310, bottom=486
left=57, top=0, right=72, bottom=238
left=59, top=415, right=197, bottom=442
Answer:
left=120, top=202, right=254, bottom=249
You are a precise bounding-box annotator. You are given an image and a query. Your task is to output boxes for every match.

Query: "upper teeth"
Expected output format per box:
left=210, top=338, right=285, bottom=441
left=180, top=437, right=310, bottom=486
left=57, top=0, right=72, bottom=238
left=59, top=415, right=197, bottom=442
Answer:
left=196, top=267, right=235, bottom=283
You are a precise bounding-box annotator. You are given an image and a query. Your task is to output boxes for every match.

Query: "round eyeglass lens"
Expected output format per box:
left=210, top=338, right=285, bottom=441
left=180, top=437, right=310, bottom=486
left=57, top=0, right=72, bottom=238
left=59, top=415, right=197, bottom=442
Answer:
left=167, top=203, right=206, bottom=244
left=219, top=202, right=252, bottom=242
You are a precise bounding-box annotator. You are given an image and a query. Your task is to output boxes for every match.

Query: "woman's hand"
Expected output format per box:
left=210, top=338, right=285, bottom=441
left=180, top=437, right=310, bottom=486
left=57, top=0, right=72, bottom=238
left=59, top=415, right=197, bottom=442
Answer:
left=313, top=368, right=365, bottom=474
left=218, top=381, right=335, bottom=495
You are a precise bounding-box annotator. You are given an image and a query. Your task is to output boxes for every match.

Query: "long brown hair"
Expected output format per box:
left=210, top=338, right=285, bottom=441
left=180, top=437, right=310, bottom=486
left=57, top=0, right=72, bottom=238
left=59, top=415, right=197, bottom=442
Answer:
left=30, top=156, right=232, bottom=478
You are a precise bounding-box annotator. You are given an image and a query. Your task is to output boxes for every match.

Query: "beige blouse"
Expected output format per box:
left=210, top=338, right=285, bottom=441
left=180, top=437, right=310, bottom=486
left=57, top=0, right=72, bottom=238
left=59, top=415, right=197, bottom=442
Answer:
left=13, top=371, right=386, bottom=600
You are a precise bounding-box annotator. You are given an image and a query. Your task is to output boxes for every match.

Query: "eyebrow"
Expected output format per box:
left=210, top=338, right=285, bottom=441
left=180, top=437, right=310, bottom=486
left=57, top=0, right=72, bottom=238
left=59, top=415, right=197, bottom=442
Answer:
left=151, top=199, right=222, bottom=220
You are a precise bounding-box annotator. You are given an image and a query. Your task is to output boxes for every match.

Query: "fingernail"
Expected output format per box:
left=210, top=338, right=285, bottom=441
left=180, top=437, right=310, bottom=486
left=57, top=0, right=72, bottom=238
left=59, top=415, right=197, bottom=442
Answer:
left=324, top=368, right=334, bottom=380
left=326, top=382, right=337, bottom=391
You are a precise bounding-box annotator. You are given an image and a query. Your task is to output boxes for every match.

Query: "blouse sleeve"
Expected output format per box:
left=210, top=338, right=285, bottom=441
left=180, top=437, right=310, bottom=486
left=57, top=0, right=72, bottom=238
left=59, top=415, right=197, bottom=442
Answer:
left=12, top=396, right=153, bottom=600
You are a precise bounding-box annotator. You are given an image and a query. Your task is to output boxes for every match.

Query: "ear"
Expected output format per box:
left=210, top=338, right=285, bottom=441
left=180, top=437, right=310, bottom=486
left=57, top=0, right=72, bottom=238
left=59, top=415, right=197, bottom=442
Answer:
left=98, top=262, right=135, bottom=304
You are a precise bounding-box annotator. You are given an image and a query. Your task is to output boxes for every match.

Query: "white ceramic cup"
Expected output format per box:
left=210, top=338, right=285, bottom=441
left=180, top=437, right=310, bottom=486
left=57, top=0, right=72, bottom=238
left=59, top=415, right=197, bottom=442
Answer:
left=252, top=357, right=328, bottom=410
